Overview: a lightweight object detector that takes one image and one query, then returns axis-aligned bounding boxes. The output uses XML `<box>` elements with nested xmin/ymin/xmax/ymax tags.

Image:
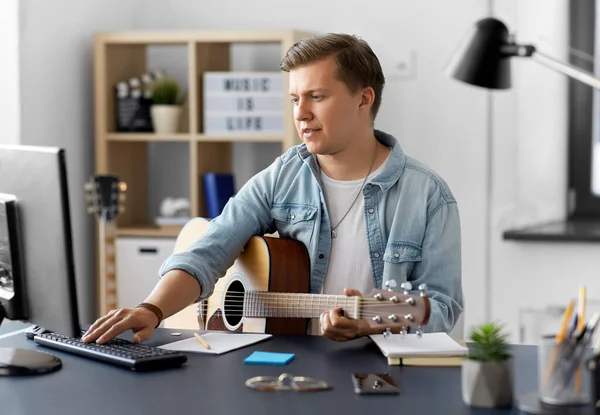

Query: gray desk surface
<box><xmin>0</xmin><ymin>322</ymin><xmax>555</xmax><ymax>415</ymax></box>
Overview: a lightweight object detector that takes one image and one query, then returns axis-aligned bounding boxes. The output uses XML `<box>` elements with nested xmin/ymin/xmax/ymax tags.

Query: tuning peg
<box><xmin>384</xmin><ymin>279</ymin><xmax>396</xmax><ymax>292</ymax></box>
<box><xmin>383</xmin><ymin>327</ymin><xmax>392</xmax><ymax>340</ymax></box>
<box><xmin>374</xmin><ymin>293</ymin><xmax>383</xmax><ymax>301</ymax></box>
<box><xmin>406</xmin><ymin>297</ymin><xmax>415</xmax><ymax>306</ymax></box>
<box><xmin>418</xmin><ymin>283</ymin><xmax>427</xmax><ymax>296</ymax></box>
<box><xmin>400</xmin><ymin>326</ymin><xmax>407</xmax><ymax>337</ymax></box>
<box><xmin>403</xmin><ymin>314</ymin><xmax>415</xmax><ymax>323</ymax></box>
<box><xmin>389</xmin><ymin>295</ymin><xmax>399</xmax><ymax>303</ymax></box>
<box><xmin>415</xmin><ymin>327</ymin><xmax>423</xmax><ymax>338</ymax></box>
<box><xmin>372</xmin><ymin>315</ymin><xmax>382</xmax><ymax>324</ymax></box>
<box><xmin>388</xmin><ymin>314</ymin><xmax>398</xmax><ymax>323</ymax></box>
<box><xmin>401</xmin><ymin>281</ymin><xmax>412</xmax><ymax>295</ymax></box>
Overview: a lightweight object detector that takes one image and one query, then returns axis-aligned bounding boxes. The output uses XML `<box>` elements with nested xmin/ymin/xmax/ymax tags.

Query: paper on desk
<box><xmin>369</xmin><ymin>332</ymin><xmax>467</xmax><ymax>358</ymax></box>
<box><xmin>159</xmin><ymin>332</ymin><xmax>272</xmax><ymax>355</ymax></box>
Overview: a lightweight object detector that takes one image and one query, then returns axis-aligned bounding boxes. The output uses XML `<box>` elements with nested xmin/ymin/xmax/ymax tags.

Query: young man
<box><xmin>83</xmin><ymin>33</ymin><xmax>463</xmax><ymax>345</ymax></box>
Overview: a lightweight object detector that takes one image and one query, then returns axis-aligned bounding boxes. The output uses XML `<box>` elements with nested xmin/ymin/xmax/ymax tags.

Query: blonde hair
<box><xmin>280</xmin><ymin>33</ymin><xmax>385</xmax><ymax>119</ymax></box>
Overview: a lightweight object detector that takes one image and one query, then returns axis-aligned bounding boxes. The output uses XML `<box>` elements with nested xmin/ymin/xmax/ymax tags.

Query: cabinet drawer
<box><xmin>115</xmin><ymin>237</ymin><xmax>176</xmax><ymax>309</ymax></box>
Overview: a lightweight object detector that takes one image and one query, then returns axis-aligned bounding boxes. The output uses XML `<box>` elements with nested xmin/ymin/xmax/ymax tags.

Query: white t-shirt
<box><xmin>309</xmin><ymin>157</ymin><xmax>388</xmax><ymax>334</ymax></box>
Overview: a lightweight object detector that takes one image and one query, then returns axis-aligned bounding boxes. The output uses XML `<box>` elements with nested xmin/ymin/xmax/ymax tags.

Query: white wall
<box><xmin>489</xmin><ymin>0</ymin><xmax>600</xmax><ymax>343</ymax></box>
<box><xmin>0</xmin><ymin>0</ymin><xmax>20</xmax><ymax>145</ymax></box>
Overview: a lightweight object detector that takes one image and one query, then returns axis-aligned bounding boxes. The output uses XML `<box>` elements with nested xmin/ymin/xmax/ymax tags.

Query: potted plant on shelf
<box><xmin>462</xmin><ymin>321</ymin><xmax>513</xmax><ymax>408</ymax></box>
<box><xmin>149</xmin><ymin>77</ymin><xmax>185</xmax><ymax>134</ymax></box>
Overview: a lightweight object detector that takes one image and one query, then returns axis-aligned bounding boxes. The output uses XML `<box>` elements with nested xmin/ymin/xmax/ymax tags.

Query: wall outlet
<box><xmin>385</xmin><ymin>49</ymin><xmax>417</xmax><ymax>80</ymax></box>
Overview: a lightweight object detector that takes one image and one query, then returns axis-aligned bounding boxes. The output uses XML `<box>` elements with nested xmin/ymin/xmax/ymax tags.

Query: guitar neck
<box><xmin>243</xmin><ymin>292</ymin><xmax>360</xmax><ymax>319</ymax></box>
<box><xmin>98</xmin><ymin>220</ymin><xmax>118</xmax><ymax>315</ymax></box>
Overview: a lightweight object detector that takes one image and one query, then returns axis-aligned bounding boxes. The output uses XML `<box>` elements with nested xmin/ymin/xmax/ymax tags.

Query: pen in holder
<box><xmin>538</xmin><ymin>334</ymin><xmax>590</xmax><ymax>406</ymax></box>
<box><xmin>586</xmin><ymin>354</ymin><xmax>600</xmax><ymax>410</ymax></box>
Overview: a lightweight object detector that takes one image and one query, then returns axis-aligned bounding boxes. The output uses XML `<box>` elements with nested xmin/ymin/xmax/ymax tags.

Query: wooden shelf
<box><xmin>95</xmin><ymin>30</ymin><xmax>314</xmax><ymax>45</ymax></box>
<box><xmin>116</xmin><ymin>225</ymin><xmax>184</xmax><ymax>238</ymax></box>
<box><xmin>107</xmin><ymin>133</ymin><xmax>193</xmax><ymax>142</ymax></box>
<box><xmin>106</xmin><ymin>132</ymin><xmax>285</xmax><ymax>143</ymax></box>
<box><xmin>195</xmin><ymin>134</ymin><xmax>284</xmax><ymax>143</ymax></box>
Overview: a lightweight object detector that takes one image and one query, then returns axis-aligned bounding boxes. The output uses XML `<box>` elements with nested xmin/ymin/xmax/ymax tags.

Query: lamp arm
<box><xmin>530</xmin><ymin>49</ymin><xmax>600</xmax><ymax>91</ymax></box>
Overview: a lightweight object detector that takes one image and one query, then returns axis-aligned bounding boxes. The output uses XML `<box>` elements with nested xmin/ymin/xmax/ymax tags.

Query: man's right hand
<box><xmin>81</xmin><ymin>307</ymin><xmax>159</xmax><ymax>344</ymax></box>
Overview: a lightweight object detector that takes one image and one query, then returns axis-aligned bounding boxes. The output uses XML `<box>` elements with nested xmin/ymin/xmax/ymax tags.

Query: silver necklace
<box><xmin>330</xmin><ymin>143</ymin><xmax>378</xmax><ymax>239</ymax></box>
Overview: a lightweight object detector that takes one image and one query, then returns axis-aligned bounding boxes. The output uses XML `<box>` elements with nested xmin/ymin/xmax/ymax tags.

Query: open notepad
<box><xmin>369</xmin><ymin>332</ymin><xmax>468</xmax><ymax>359</ymax></box>
<box><xmin>158</xmin><ymin>332</ymin><xmax>272</xmax><ymax>355</ymax></box>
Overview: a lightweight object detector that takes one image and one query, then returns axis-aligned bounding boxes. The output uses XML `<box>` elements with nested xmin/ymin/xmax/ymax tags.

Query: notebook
<box><xmin>158</xmin><ymin>332</ymin><xmax>272</xmax><ymax>355</ymax></box>
<box><xmin>369</xmin><ymin>332</ymin><xmax>468</xmax><ymax>359</ymax></box>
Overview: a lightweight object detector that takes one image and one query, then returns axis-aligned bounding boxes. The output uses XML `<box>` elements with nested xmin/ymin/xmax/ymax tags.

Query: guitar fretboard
<box><xmin>242</xmin><ymin>292</ymin><xmax>359</xmax><ymax>319</ymax></box>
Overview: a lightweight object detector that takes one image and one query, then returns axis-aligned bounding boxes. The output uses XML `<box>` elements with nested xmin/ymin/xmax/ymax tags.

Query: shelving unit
<box><xmin>92</xmin><ymin>30</ymin><xmax>315</xmax><ymax>316</ymax></box>
<box><xmin>94</xmin><ymin>29</ymin><xmax>314</xmax><ymax>237</ymax></box>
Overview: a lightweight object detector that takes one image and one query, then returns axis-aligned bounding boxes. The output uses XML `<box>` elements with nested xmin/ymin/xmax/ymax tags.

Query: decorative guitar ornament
<box><xmin>165</xmin><ymin>217</ymin><xmax>431</xmax><ymax>336</ymax></box>
<box><xmin>84</xmin><ymin>175</ymin><xmax>126</xmax><ymax>317</ymax></box>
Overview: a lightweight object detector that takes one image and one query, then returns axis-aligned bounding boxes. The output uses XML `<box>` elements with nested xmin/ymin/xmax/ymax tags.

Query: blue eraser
<box><xmin>244</xmin><ymin>351</ymin><xmax>295</xmax><ymax>365</ymax></box>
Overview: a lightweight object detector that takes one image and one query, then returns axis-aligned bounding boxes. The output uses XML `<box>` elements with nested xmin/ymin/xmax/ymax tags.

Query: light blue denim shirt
<box><xmin>158</xmin><ymin>129</ymin><xmax>463</xmax><ymax>333</ymax></box>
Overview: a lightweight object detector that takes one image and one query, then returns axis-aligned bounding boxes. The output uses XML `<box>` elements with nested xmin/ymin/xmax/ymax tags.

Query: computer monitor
<box><xmin>0</xmin><ymin>144</ymin><xmax>81</xmax><ymax>375</ymax></box>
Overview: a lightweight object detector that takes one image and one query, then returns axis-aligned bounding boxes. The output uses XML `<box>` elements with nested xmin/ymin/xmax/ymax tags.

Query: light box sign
<box><xmin>203</xmin><ymin>72</ymin><xmax>284</xmax><ymax>134</ymax></box>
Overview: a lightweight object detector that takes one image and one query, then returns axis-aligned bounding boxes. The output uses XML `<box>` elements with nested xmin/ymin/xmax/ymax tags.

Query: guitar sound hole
<box><xmin>224</xmin><ymin>280</ymin><xmax>245</xmax><ymax>327</ymax></box>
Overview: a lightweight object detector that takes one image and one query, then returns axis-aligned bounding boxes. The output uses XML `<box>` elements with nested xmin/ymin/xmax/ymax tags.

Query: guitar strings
<box><xmin>213</xmin><ymin>298</ymin><xmax>418</xmax><ymax>307</ymax></box>
<box><xmin>204</xmin><ymin>291</ymin><xmax>423</xmax><ymax>304</ymax></box>
<box><xmin>199</xmin><ymin>310</ymin><xmax>422</xmax><ymax>320</ymax></box>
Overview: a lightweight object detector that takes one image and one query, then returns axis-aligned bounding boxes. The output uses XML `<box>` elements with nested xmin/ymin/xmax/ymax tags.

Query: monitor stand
<box><xmin>0</xmin><ymin>305</ymin><xmax>62</xmax><ymax>376</ymax></box>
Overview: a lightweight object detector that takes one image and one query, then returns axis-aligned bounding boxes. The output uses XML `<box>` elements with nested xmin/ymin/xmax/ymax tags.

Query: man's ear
<box><xmin>358</xmin><ymin>87</ymin><xmax>375</xmax><ymax>114</ymax></box>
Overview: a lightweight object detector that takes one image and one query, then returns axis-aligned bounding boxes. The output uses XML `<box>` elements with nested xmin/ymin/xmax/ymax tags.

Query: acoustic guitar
<box><xmin>84</xmin><ymin>175</ymin><xmax>126</xmax><ymax>317</ymax></box>
<box><xmin>166</xmin><ymin>217</ymin><xmax>431</xmax><ymax>336</ymax></box>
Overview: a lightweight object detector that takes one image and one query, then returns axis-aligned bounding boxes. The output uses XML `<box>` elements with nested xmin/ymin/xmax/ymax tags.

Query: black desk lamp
<box><xmin>446</xmin><ymin>17</ymin><xmax>600</xmax><ymax>90</ymax></box>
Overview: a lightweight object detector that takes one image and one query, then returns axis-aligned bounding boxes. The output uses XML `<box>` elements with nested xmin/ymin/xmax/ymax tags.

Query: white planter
<box><xmin>462</xmin><ymin>359</ymin><xmax>514</xmax><ymax>408</ymax></box>
<box><xmin>151</xmin><ymin>105</ymin><xmax>182</xmax><ymax>134</ymax></box>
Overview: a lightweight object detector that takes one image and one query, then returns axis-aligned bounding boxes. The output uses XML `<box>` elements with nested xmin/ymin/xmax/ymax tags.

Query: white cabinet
<box><xmin>115</xmin><ymin>237</ymin><xmax>176</xmax><ymax>309</ymax></box>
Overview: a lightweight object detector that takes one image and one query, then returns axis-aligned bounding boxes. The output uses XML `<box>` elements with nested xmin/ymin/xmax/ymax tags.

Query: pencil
<box><xmin>575</xmin><ymin>286</ymin><xmax>586</xmax><ymax>392</ymax></box>
<box><xmin>542</xmin><ymin>300</ymin><xmax>574</xmax><ymax>387</ymax></box>
<box><xmin>194</xmin><ymin>333</ymin><xmax>212</xmax><ymax>350</ymax></box>
<box><xmin>577</xmin><ymin>286</ymin><xmax>586</xmax><ymax>333</ymax></box>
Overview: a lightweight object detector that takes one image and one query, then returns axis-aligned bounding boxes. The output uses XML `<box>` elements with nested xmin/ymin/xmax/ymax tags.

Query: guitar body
<box><xmin>166</xmin><ymin>218</ymin><xmax>311</xmax><ymax>335</ymax></box>
<box><xmin>163</xmin><ymin>218</ymin><xmax>431</xmax><ymax>335</ymax></box>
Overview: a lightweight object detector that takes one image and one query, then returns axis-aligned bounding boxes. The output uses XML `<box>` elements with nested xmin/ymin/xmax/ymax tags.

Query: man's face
<box><xmin>288</xmin><ymin>57</ymin><xmax>366</xmax><ymax>155</ymax></box>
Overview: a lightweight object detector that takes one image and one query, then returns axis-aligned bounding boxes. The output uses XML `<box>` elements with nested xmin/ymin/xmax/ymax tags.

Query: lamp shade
<box><xmin>446</xmin><ymin>18</ymin><xmax>513</xmax><ymax>89</ymax></box>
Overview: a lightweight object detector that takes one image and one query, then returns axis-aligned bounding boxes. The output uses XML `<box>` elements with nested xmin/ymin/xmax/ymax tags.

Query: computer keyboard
<box><xmin>33</xmin><ymin>331</ymin><xmax>187</xmax><ymax>371</ymax></box>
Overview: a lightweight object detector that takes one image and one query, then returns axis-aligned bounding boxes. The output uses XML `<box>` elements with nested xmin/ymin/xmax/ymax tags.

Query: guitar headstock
<box><xmin>84</xmin><ymin>175</ymin><xmax>127</xmax><ymax>223</ymax></box>
<box><xmin>360</xmin><ymin>282</ymin><xmax>431</xmax><ymax>336</ymax></box>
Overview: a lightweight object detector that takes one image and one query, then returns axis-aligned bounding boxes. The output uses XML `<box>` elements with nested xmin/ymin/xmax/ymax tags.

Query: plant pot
<box><xmin>462</xmin><ymin>359</ymin><xmax>513</xmax><ymax>408</ymax></box>
<box><xmin>151</xmin><ymin>105</ymin><xmax>182</xmax><ymax>133</ymax></box>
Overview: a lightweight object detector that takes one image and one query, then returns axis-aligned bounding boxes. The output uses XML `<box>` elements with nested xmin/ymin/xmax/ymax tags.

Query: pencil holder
<box><xmin>586</xmin><ymin>354</ymin><xmax>600</xmax><ymax>410</ymax></box>
<box><xmin>538</xmin><ymin>335</ymin><xmax>590</xmax><ymax>406</ymax></box>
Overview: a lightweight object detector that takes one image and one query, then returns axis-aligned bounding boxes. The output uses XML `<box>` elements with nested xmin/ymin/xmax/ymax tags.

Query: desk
<box><xmin>0</xmin><ymin>323</ymin><xmax>542</xmax><ymax>415</ymax></box>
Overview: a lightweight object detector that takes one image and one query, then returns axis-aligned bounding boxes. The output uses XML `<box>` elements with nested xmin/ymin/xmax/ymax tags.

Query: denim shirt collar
<box><xmin>296</xmin><ymin>129</ymin><xmax>406</xmax><ymax>192</ymax></box>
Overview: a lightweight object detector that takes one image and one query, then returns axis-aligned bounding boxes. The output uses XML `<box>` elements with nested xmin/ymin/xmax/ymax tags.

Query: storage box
<box><xmin>115</xmin><ymin>237</ymin><xmax>176</xmax><ymax>308</ymax></box>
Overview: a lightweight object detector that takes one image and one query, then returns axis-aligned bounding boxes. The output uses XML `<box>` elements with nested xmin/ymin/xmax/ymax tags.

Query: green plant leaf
<box><xmin>466</xmin><ymin>321</ymin><xmax>511</xmax><ymax>362</ymax></box>
<box><xmin>150</xmin><ymin>77</ymin><xmax>184</xmax><ymax>105</ymax></box>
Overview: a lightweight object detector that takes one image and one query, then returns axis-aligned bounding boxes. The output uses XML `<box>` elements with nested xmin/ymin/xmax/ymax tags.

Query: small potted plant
<box><xmin>149</xmin><ymin>77</ymin><xmax>185</xmax><ymax>133</ymax></box>
<box><xmin>462</xmin><ymin>322</ymin><xmax>513</xmax><ymax>408</ymax></box>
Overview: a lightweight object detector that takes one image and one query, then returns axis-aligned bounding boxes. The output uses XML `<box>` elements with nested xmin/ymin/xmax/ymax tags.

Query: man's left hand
<box><xmin>320</xmin><ymin>288</ymin><xmax>373</xmax><ymax>342</ymax></box>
